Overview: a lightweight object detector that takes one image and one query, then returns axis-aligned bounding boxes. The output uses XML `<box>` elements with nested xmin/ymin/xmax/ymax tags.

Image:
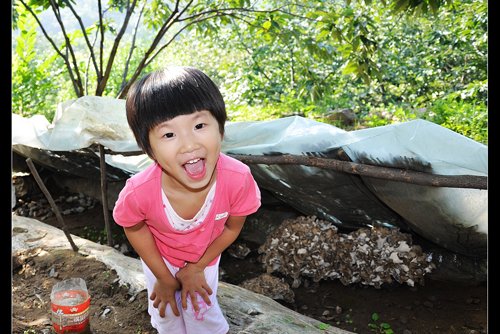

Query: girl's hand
<box><xmin>175</xmin><ymin>263</ymin><xmax>213</xmax><ymax>312</ymax></box>
<box><xmin>150</xmin><ymin>278</ymin><xmax>181</xmax><ymax>317</ymax></box>
<box><xmin>123</xmin><ymin>222</ymin><xmax>182</xmax><ymax>317</ymax></box>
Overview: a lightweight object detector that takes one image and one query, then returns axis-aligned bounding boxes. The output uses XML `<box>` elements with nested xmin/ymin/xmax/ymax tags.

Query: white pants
<box><xmin>141</xmin><ymin>256</ymin><xmax>229</xmax><ymax>334</ymax></box>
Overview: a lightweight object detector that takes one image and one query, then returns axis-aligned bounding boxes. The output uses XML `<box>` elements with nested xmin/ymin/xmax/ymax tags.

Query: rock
<box><xmin>325</xmin><ymin>108</ymin><xmax>357</xmax><ymax>126</ymax></box>
<box><xmin>240</xmin><ymin>273</ymin><xmax>295</xmax><ymax>303</ymax></box>
<box><xmin>227</xmin><ymin>242</ymin><xmax>252</xmax><ymax>259</ymax></box>
<box><xmin>51</xmin><ymin>173</ymin><xmax>125</xmax><ymax>211</ymax></box>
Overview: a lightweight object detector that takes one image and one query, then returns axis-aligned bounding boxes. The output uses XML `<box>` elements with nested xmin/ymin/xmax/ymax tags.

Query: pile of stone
<box><xmin>12</xmin><ymin>173</ymin><xmax>96</xmax><ymax>221</ymax></box>
<box><xmin>258</xmin><ymin>215</ymin><xmax>436</xmax><ymax>289</ymax></box>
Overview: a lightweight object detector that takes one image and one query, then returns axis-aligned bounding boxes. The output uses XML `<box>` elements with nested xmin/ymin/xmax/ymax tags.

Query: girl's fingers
<box><xmin>203</xmin><ymin>283</ymin><xmax>213</xmax><ymax>297</ymax></box>
<box><xmin>196</xmin><ymin>287</ymin><xmax>211</xmax><ymax>306</ymax></box>
<box><xmin>153</xmin><ymin>299</ymin><xmax>181</xmax><ymax>318</ymax></box>
<box><xmin>158</xmin><ymin>301</ymin><xmax>166</xmax><ymax>318</ymax></box>
<box><xmin>181</xmin><ymin>289</ymin><xmax>188</xmax><ymax>310</ymax></box>
<box><xmin>170</xmin><ymin>301</ymin><xmax>181</xmax><ymax>317</ymax></box>
<box><xmin>149</xmin><ymin>291</ymin><xmax>157</xmax><ymax>300</ymax></box>
<box><xmin>190</xmin><ymin>292</ymin><xmax>199</xmax><ymax>312</ymax></box>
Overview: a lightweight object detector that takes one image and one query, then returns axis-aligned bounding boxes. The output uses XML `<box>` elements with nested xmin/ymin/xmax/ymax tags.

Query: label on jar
<box><xmin>51</xmin><ymin>289</ymin><xmax>91</xmax><ymax>334</ymax></box>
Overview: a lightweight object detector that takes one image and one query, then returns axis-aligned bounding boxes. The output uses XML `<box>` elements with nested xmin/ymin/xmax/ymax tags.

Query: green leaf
<box><xmin>342</xmin><ymin>60</ymin><xmax>358</xmax><ymax>75</ymax></box>
<box><xmin>317</xmin><ymin>322</ymin><xmax>330</xmax><ymax>330</ymax></box>
<box><xmin>371</xmin><ymin>313</ymin><xmax>380</xmax><ymax>321</ymax></box>
<box><xmin>316</xmin><ymin>29</ymin><xmax>330</xmax><ymax>41</ymax></box>
<box><xmin>392</xmin><ymin>0</ymin><xmax>410</xmax><ymax>14</ymax></box>
<box><xmin>381</xmin><ymin>322</ymin><xmax>391</xmax><ymax>329</ymax></box>
<box><xmin>352</xmin><ymin>36</ymin><xmax>360</xmax><ymax>51</ymax></box>
<box><xmin>262</xmin><ymin>20</ymin><xmax>272</xmax><ymax>30</ymax></box>
<box><xmin>342</xmin><ymin>7</ymin><xmax>354</xmax><ymax>17</ymax></box>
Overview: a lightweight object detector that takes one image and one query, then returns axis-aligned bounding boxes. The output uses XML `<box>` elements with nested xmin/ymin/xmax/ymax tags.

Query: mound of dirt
<box><xmin>12</xmin><ymin>247</ymin><xmax>155</xmax><ymax>334</ymax></box>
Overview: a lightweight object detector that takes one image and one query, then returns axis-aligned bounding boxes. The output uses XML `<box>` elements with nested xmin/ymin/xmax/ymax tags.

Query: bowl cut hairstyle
<box><xmin>126</xmin><ymin>66</ymin><xmax>227</xmax><ymax>158</ymax></box>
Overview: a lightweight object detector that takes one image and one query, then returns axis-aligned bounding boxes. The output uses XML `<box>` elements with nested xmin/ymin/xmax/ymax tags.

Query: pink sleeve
<box><xmin>230</xmin><ymin>170</ymin><xmax>261</xmax><ymax>217</ymax></box>
<box><xmin>112</xmin><ymin>179</ymin><xmax>146</xmax><ymax>227</ymax></box>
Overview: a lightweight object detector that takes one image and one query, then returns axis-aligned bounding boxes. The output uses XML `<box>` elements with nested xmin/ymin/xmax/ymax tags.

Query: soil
<box><xmin>12</xmin><ymin>247</ymin><xmax>154</xmax><ymax>334</ymax></box>
<box><xmin>12</xmin><ymin>180</ymin><xmax>488</xmax><ymax>334</ymax></box>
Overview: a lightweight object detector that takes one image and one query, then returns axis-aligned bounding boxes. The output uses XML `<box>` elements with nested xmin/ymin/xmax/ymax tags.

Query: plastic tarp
<box><xmin>12</xmin><ymin>96</ymin><xmax>487</xmax><ymax>257</ymax></box>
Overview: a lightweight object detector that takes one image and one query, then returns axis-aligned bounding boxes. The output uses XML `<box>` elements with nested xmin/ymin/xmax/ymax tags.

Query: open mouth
<box><xmin>183</xmin><ymin>158</ymin><xmax>206</xmax><ymax>178</ymax></box>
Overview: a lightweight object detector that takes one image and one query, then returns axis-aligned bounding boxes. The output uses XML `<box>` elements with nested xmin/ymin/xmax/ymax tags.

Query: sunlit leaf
<box><xmin>342</xmin><ymin>60</ymin><xmax>359</xmax><ymax>75</ymax></box>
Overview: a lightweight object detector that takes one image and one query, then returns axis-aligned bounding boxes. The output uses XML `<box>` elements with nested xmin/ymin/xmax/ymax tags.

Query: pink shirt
<box><xmin>112</xmin><ymin>153</ymin><xmax>261</xmax><ymax>267</ymax></box>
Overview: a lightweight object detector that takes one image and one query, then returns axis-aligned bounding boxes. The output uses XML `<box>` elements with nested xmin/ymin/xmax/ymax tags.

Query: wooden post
<box><xmin>25</xmin><ymin>158</ymin><xmax>79</xmax><ymax>252</ymax></box>
<box><xmin>99</xmin><ymin>144</ymin><xmax>114</xmax><ymax>246</ymax></box>
<box><xmin>228</xmin><ymin>154</ymin><xmax>487</xmax><ymax>190</ymax></box>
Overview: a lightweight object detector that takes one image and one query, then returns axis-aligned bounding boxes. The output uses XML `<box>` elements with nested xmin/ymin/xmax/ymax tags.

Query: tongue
<box><xmin>184</xmin><ymin>159</ymin><xmax>205</xmax><ymax>176</ymax></box>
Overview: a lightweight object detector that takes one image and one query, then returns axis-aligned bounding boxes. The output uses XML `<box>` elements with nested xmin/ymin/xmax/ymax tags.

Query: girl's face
<box><xmin>149</xmin><ymin>110</ymin><xmax>223</xmax><ymax>192</ymax></box>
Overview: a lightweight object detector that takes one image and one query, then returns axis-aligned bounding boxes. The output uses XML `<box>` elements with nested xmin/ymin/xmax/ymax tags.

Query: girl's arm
<box><xmin>124</xmin><ymin>222</ymin><xmax>181</xmax><ymax>317</ymax></box>
<box><xmin>175</xmin><ymin>215</ymin><xmax>247</xmax><ymax>311</ymax></box>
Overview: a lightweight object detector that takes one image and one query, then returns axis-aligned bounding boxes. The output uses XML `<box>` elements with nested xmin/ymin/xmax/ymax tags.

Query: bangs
<box><xmin>136</xmin><ymin>67</ymin><xmax>225</xmax><ymax>131</ymax></box>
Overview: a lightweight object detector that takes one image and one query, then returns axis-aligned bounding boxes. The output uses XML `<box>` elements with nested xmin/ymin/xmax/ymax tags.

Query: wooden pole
<box><xmin>98</xmin><ymin>144</ymin><xmax>114</xmax><ymax>246</ymax></box>
<box><xmin>25</xmin><ymin>158</ymin><xmax>79</xmax><ymax>252</ymax></box>
<box><xmin>228</xmin><ymin>154</ymin><xmax>487</xmax><ymax>190</ymax></box>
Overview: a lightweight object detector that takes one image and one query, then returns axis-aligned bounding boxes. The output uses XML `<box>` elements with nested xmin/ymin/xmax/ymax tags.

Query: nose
<box><xmin>178</xmin><ymin>131</ymin><xmax>200</xmax><ymax>154</ymax></box>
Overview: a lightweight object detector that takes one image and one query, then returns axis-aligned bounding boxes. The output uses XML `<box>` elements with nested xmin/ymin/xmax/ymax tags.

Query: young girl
<box><xmin>112</xmin><ymin>66</ymin><xmax>261</xmax><ymax>334</ymax></box>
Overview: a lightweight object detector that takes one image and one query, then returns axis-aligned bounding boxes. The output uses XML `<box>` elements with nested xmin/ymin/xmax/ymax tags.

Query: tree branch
<box><xmin>120</xmin><ymin>0</ymin><xmax>146</xmax><ymax>92</ymax></box>
<box><xmin>49</xmin><ymin>0</ymin><xmax>84</xmax><ymax>96</ymax></box>
<box><xmin>144</xmin><ymin>13</ymin><xmax>221</xmax><ymax>68</ymax></box>
<box><xmin>19</xmin><ymin>0</ymin><xmax>82</xmax><ymax>96</ymax></box>
<box><xmin>98</xmin><ymin>0</ymin><xmax>104</xmax><ymax>78</ymax></box>
<box><xmin>228</xmin><ymin>153</ymin><xmax>487</xmax><ymax>190</ymax></box>
<box><xmin>95</xmin><ymin>0</ymin><xmax>138</xmax><ymax>96</ymax></box>
<box><xmin>62</xmin><ymin>0</ymin><xmax>101</xmax><ymax>78</ymax></box>
<box><xmin>117</xmin><ymin>0</ymin><xmax>185</xmax><ymax>98</ymax></box>
<box><xmin>177</xmin><ymin>5</ymin><xmax>287</xmax><ymax>23</ymax></box>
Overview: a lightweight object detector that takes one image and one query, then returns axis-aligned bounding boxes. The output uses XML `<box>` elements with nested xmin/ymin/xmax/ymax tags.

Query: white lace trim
<box><xmin>162</xmin><ymin>182</ymin><xmax>216</xmax><ymax>231</ymax></box>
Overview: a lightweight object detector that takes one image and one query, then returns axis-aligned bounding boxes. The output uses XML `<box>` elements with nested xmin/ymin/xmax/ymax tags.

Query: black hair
<box><xmin>126</xmin><ymin>66</ymin><xmax>227</xmax><ymax>158</ymax></box>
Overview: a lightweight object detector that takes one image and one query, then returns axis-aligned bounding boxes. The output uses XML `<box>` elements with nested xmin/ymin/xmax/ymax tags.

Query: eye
<box><xmin>195</xmin><ymin>123</ymin><xmax>205</xmax><ymax>130</ymax></box>
<box><xmin>164</xmin><ymin>132</ymin><xmax>174</xmax><ymax>138</ymax></box>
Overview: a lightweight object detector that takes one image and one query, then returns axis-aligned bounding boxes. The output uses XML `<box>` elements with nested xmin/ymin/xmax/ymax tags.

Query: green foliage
<box><xmin>12</xmin><ymin>0</ymin><xmax>486</xmax><ymax>144</ymax></box>
<box><xmin>316</xmin><ymin>322</ymin><xmax>330</xmax><ymax>330</ymax></box>
<box><xmin>368</xmin><ymin>313</ymin><xmax>394</xmax><ymax>334</ymax></box>
<box><xmin>80</xmin><ymin>225</ymin><xmax>127</xmax><ymax>246</ymax></box>
<box><xmin>221</xmin><ymin>0</ymin><xmax>486</xmax><ymax>143</ymax></box>
<box><xmin>425</xmin><ymin>98</ymin><xmax>488</xmax><ymax>144</ymax></box>
<box><xmin>22</xmin><ymin>330</ymin><xmax>37</xmax><ymax>334</ymax></box>
<box><xmin>12</xmin><ymin>8</ymin><xmax>68</xmax><ymax>120</ymax></box>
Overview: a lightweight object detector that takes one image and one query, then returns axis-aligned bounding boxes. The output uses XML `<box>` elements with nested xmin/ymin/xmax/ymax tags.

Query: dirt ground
<box><xmin>12</xmin><ymin>183</ymin><xmax>488</xmax><ymax>334</ymax></box>
<box><xmin>12</xmin><ymin>247</ymin><xmax>155</xmax><ymax>334</ymax></box>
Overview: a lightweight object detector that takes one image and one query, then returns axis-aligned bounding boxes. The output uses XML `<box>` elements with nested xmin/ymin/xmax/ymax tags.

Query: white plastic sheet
<box><xmin>12</xmin><ymin>96</ymin><xmax>488</xmax><ymax>257</ymax></box>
